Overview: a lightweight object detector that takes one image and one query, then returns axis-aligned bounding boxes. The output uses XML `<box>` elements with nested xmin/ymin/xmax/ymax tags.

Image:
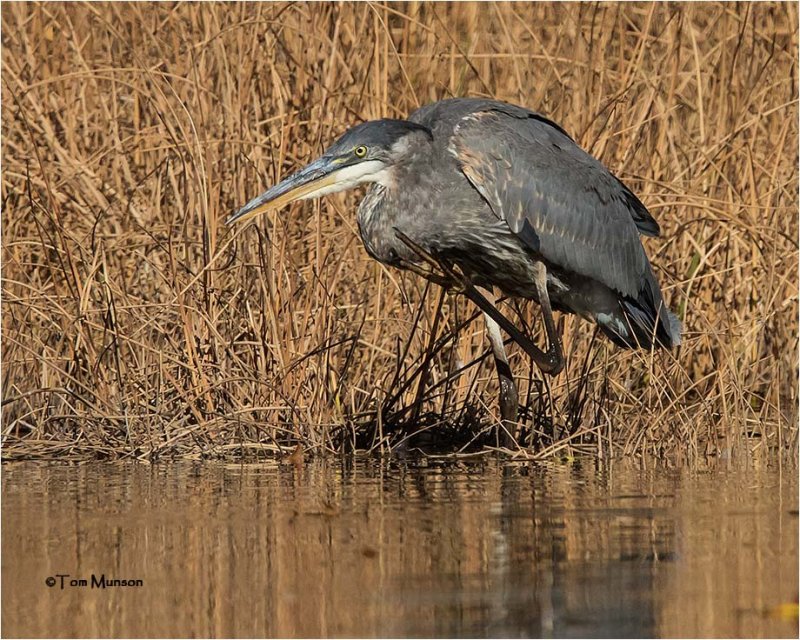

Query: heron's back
<box><xmin>373</xmin><ymin>98</ymin><xmax>681</xmax><ymax>349</ymax></box>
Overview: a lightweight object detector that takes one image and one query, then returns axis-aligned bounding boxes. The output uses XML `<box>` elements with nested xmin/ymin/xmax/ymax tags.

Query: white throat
<box><xmin>300</xmin><ymin>160</ymin><xmax>392</xmax><ymax>200</ymax></box>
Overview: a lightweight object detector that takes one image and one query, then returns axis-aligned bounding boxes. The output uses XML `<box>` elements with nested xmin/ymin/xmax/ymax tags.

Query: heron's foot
<box><xmin>400</xmin><ymin>263</ymin><xmax>464</xmax><ymax>295</ymax></box>
<box><xmin>497</xmin><ymin>374</ymin><xmax>520</xmax><ymax>448</ymax></box>
<box><xmin>394</xmin><ymin>234</ymin><xmax>465</xmax><ymax>294</ymax></box>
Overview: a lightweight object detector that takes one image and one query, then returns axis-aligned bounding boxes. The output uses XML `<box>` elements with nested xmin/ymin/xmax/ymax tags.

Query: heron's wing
<box><xmin>449</xmin><ymin>106</ymin><xmax>657</xmax><ymax>298</ymax></box>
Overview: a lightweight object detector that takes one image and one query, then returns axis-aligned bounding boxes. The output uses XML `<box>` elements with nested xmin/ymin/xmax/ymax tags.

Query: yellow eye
<box><xmin>354</xmin><ymin>145</ymin><xmax>368</xmax><ymax>158</ymax></box>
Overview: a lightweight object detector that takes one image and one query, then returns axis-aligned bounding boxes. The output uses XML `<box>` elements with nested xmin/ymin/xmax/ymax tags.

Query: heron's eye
<box><xmin>354</xmin><ymin>145</ymin><xmax>368</xmax><ymax>158</ymax></box>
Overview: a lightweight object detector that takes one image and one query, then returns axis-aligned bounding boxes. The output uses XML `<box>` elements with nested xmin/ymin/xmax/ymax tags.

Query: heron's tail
<box><xmin>599</xmin><ymin>267</ymin><xmax>681</xmax><ymax>350</ymax></box>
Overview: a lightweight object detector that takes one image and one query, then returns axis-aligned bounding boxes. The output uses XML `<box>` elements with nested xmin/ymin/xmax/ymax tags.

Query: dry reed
<box><xmin>2</xmin><ymin>2</ymin><xmax>797</xmax><ymax>460</ymax></box>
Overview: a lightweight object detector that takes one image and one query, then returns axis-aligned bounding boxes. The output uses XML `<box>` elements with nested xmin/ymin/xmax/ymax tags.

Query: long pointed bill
<box><xmin>226</xmin><ymin>156</ymin><xmax>340</xmax><ymax>226</ymax></box>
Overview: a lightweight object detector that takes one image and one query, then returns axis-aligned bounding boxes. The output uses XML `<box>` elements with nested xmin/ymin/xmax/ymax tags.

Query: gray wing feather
<box><xmin>450</xmin><ymin>107</ymin><xmax>653</xmax><ymax>298</ymax></box>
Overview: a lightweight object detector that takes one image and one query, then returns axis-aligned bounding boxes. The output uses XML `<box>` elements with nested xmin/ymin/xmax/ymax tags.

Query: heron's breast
<box><xmin>356</xmin><ymin>185</ymin><xmax>411</xmax><ymax>265</ymax></box>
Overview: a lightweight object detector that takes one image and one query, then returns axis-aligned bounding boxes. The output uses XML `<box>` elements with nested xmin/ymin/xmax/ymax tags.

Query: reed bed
<box><xmin>2</xmin><ymin>2</ymin><xmax>797</xmax><ymax>460</ymax></box>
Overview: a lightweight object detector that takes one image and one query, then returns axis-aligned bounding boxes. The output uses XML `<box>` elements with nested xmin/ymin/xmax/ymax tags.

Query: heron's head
<box><xmin>227</xmin><ymin>119</ymin><xmax>432</xmax><ymax>225</ymax></box>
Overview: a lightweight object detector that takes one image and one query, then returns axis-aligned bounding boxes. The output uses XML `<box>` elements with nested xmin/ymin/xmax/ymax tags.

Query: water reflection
<box><xmin>2</xmin><ymin>458</ymin><xmax>797</xmax><ymax>638</ymax></box>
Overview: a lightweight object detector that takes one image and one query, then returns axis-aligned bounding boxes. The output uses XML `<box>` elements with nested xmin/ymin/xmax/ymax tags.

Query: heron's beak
<box><xmin>226</xmin><ymin>156</ymin><xmax>340</xmax><ymax>226</ymax></box>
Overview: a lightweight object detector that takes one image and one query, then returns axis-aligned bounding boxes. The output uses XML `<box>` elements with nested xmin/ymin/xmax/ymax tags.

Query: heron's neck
<box><xmin>357</xmin><ymin>133</ymin><xmax>434</xmax><ymax>239</ymax></box>
<box><xmin>385</xmin><ymin>134</ymin><xmax>433</xmax><ymax>185</ymax></box>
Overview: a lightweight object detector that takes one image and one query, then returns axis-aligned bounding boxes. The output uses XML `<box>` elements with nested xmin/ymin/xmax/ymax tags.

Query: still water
<box><xmin>2</xmin><ymin>457</ymin><xmax>797</xmax><ymax>638</ymax></box>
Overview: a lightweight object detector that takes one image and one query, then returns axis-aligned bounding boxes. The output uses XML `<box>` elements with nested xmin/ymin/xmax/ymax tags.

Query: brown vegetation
<box><xmin>2</xmin><ymin>2</ymin><xmax>797</xmax><ymax>460</ymax></box>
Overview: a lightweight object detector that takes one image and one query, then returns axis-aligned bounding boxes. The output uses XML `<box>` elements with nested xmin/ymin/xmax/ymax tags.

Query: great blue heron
<box><xmin>228</xmin><ymin>98</ymin><xmax>681</xmax><ymax>437</ymax></box>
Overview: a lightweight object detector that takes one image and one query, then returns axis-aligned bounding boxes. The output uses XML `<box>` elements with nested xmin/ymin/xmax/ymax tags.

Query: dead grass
<box><xmin>1</xmin><ymin>2</ymin><xmax>797</xmax><ymax>460</ymax></box>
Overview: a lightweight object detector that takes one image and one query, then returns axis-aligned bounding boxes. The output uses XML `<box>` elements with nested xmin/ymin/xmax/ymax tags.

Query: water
<box><xmin>2</xmin><ymin>458</ymin><xmax>797</xmax><ymax>638</ymax></box>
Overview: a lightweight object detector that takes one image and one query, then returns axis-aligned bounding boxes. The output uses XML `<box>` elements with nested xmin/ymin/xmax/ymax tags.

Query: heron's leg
<box><xmin>477</xmin><ymin>286</ymin><xmax>519</xmax><ymax>446</ymax></box>
<box><xmin>394</xmin><ymin>228</ymin><xmax>561</xmax><ymax>374</ymax></box>
<box><xmin>532</xmin><ymin>262</ymin><xmax>565</xmax><ymax>375</ymax></box>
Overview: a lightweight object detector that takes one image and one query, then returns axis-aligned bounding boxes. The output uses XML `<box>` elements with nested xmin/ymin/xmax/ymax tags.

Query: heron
<box><xmin>228</xmin><ymin>98</ymin><xmax>681</xmax><ymax>438</ymax></box>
